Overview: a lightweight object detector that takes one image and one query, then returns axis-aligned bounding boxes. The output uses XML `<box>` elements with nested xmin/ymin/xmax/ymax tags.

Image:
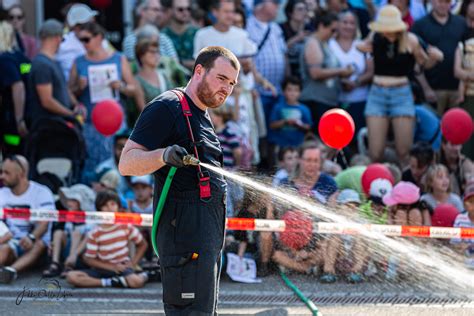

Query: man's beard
<box><xmin>196</xmin><ymin>76</ymin><xmax>227</xmax><ymax>108</ymax></box>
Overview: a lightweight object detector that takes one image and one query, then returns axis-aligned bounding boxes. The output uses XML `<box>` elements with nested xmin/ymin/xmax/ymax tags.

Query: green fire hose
<box><xmin>280</xmin><ymin>270</ymin><xmax>322</xmax><ymax>316</ymax></box>
<box><xmin>151</xmin><ymin>167</ymin><xmax>177</xmax><ymax>257</ymax></box>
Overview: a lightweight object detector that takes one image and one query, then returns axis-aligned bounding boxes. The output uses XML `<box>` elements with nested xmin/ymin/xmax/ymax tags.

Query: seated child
<box><xmin>272</xmin><ymin>147</ymin><xmax>298</xmax><ymax>187</ymax></box>
<box><xmin>66</xmin><ymin>190</ymin><xmax>153</xmax><ymax>288</ymax></box>
<box><xmin>43</xmin><ymin>184</ymin><xmax>96</xmax><ymax>278</ymax></box>
<box><xmin>451</xmin><ymin>181</ymin><xmax>474</xmax><ymax>269</ymax></box>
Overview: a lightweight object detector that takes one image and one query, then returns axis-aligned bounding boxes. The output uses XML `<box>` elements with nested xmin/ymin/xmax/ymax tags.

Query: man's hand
<box><xmin>19</xmin><ymin>236</ymin><xmax>34</xmax><ymax>251</ymax></box>
<box><xmin>115</xmin><ymin>261</ymin><xmax>132</xmax><ymax>273</ymax></box>
<box><xmin>162</xmin><ymin>145</ymin><xmax>188</xmax><ymax>168</ymax></box>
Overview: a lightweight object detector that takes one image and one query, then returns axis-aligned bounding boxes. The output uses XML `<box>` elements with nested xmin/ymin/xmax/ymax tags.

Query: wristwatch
<box><xmin>27</xmin><ymin>233</ymin><xmax>36</xmax><ymax>242</ymax></box>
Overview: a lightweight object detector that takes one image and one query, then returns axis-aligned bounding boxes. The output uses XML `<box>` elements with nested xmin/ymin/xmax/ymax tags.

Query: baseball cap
<box><xmin>60</xmin><ymin>184</ymin><xmax>96</xmax><ymax>213</ymax></box>
<box><xmin>99</xmin><ymin>169</ymin><xmax>120</xmax><ymax>191</ymax></box>
<box><xmin>464</xmin><ymin>181</ymin><xmax>474</xmax><ymax>202</ymax></box>
<box><xmin>67</xmin><ymin>4</ymin><xmax>98</xmax><ymax>27</ymax></box>
<box><xmin>382</xmin><ymin>181</ymin><xmax>420</xmax><ymax>207</ymax></box>
<box><xmin>39</xmin><ymin>19</ymin><xmax>63</xmax><ymax>39</ymax></box>
<box><xmin>431</xmin><ymin>204</ymin><xmax>460</xmax><ymax>227</ymax></box>
<box><xmin>337</xmin><ymin>189</ymin><xmax>361</xmax><ymax>205</ymax></box>
<box><xmin>131</xmin><ymin>175</ymin><xmax>153</xmax><ymax>187</ymax></box>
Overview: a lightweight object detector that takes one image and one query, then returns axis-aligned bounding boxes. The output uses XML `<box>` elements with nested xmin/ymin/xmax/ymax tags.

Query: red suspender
<box><xmin>171</xmin><ymin>89</ymin><xmax>211</xmax><ymax>199</ymax></box>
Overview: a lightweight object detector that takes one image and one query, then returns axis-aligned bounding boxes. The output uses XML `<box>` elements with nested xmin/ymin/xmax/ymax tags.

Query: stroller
<box><xmin>25</xmin><ymin>116</ymin><xmax>86</xmax><ymax>190</ymax></box>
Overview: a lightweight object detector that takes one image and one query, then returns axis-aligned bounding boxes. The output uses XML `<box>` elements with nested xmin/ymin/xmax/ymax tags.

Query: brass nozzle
<box><xmin>183</xmin><ymin>155</ymin><xmax>200</xmax><ymax>166</ymax></box>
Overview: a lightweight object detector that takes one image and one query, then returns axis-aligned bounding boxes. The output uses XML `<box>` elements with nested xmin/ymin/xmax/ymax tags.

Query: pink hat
<box><xmin>382</xmin><ymin>181</ymin><xmax>420</xmax><ymax>206</ymax></box>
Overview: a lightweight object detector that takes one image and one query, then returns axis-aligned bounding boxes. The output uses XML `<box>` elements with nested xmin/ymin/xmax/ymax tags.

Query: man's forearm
<box><xmin>42</xmin><ymin>97</ymin><xmax>74</xmax><ymax>116</ymax></box>
<box><xmin>12</xmin><ymin>81</ymin><xmax>25</xmax><ymax>122</ymax></box>
<box><xmin>31</xmin><ymin>222</ymin><xmax>48</xmax><ymax>240</ymax></box>
<box><xmin>119</xmin><ymin>147</ymin><xmax>167</xmax><ymax>176</ymax></box>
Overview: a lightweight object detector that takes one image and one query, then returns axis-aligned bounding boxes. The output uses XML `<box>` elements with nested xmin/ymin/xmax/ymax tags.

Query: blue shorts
<box><xmin>365</xmin><ymin>84</ymin><xmax>415</xmax><ymax>118</ymax></box>
<box><xmin>8</xmin><ymin>238</ymin><xmax>26</xmax><ymax>258</ymax></box>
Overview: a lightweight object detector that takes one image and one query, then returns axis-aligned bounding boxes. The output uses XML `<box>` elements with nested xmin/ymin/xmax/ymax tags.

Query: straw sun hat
<box><xmin>368</xmin><ymin>5</ymin><xmax>407</xmax><ymax>33</ymax></box>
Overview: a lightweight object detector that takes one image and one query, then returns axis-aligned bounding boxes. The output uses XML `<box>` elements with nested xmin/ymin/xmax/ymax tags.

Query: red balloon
<box><xmin>441</xmin><ymin>108</ymin><xmax>473</xmax><ymax>145</ymax></box>
<box><xmin>361</xmin><ymin>163</ymin><xmax>394</xmax><ymax>196</ymax></box>
<box><xmin>318</xmin><ymin>109</ymin><xmax>355</xmax><ymax>150</ymax></box>
<box><xmin>92</xmin><ymin>99</ymin><xmax>123</xmax><ymax>136</ymax></box>
<box><xmin>431</xmin><ymin>204</ymin><xmax>459</xmax><ymax>227</ymax></box>
<box><xmin>279</xmin><ymin>211</ymin><xmax>313</xmax><ymax>250</ymax></box>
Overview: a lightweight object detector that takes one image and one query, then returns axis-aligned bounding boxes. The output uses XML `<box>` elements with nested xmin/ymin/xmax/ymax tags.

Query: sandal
<box><xmin>319</xmin><ymin>273</ymin><xmax>338</xmax><ymax>284</ymax></box>
<box><xmin>346</xmin><ymin>272</ymin><xmax>364</xmax><ymax>284</ymax></box>
<box><xmin>42</xmin><ymin>262</ymin><xmax>62</xmax><ymax>278</ymax></box>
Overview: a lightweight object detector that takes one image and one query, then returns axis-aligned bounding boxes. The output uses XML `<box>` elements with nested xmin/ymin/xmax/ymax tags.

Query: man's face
<box><xmin>0</xmin><ymin>160</ymin><xmax>23</xmax><ymax>189</ymax></box>
<box><xmin>213</xmin><ymin>1</ymin><xmax>235</xmax><ymax>27</ymax></box>
<box><xmin>196</xmin><ymin>57</ymin><xmax>239</xmax><ymax>108</ymax></box>
<box><xmin>262</xmin><ymin>0</ymin><xmax>279</xmax><ymax>21</ymax></box>
<box><xmin>432</xmin><ymin>0</ymin><xmax>451</xmax><ymax>18</ymax></box>
<box><xmin>142</xmin><ymin>0</ymin><xmax>163</xmax><ymax>25</ymax></box>
<box><xmin>172</xmin><ymin>0</ymin><xmax>191</xmax><ymax>24</ymax></box>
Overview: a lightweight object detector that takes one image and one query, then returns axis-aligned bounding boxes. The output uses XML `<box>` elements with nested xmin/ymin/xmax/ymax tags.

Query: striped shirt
<box><xmin>85</xmin><ymin>224</ymin><xmax>143</xmax><ymax>264</ymax></box>
<box><xmin>217</xmin><ymin>124</ymin><xmax>241</xmax><ymax>168</ymax></box>
<box><xmin>122</xmin><ymin>32</ymin><xmax>178</xmax><ymax>61</ymax></box>
<box><xmin>246</xmin><ymin>15</ymin><xmax>287</xmax><ymax>96</ymax></box>
<box><xmin>451</xmin><ymin>213</ymin><xmax>474</xmax><ymax>245</ymax></box>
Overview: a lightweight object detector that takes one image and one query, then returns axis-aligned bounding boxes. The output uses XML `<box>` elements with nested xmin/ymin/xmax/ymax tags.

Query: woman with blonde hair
<box><xmin>421</xmin><ymin>164</ymin><xmax>464</xmax><ymax>212</ymax></box>
<box><xmin>357</xmin><ymin>5</ymin><xmax>443</xmax><ymax>166</ymax></box>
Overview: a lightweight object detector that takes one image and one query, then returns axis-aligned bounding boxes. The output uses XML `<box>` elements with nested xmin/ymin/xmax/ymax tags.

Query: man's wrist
<box><xmin>27</xmin><ymin>233</ymin><xmax>36</xmax><ymax>242</ymax></box>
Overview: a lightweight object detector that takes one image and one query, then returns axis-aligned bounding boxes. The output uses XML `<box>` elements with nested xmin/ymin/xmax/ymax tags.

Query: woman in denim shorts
<box><xmin>357</xmin><ymin>5</ymin><xmax>443</xmax><ymax>165</ymax></box>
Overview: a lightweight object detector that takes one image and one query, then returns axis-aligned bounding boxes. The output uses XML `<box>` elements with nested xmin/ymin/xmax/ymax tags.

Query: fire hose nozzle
<box><xmin>183</xmin><ymin>155</ymin><xmax>200</xmax><ymax>166</ymax></box>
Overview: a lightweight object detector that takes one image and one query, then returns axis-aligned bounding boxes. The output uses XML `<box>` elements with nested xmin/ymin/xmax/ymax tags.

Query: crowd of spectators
<box><xmin>0</xmin><ymin>0</ymin><xmax>473</xmax><ymax>287</ymax></box>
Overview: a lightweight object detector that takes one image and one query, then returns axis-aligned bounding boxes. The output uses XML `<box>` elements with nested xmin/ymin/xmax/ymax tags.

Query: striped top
<box><xmin>84</xmin><ymin>224</ymin><xmax>143</xmax><ymax>264</ymax></box>
<box><xmin>216</xmin><ymin>124</ymin><xmax>240</xmax><ymax>167</ymax></box>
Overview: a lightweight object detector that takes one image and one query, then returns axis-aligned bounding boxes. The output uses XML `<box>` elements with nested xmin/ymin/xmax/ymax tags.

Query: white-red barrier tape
<box><xmin>1</xmin><ymin>208</ymin><xmax>473</xmax><ymax>239</ymax></box>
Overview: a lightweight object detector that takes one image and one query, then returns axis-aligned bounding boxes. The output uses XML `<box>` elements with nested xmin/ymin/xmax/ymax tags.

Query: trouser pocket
<box><xmin>161</xmin><ymin>253</ymin><xmax>198</xmax><ymax>306</ymax></box>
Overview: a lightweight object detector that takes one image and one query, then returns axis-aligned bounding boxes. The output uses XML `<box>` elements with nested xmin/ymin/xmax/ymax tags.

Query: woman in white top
<box><xmin>329</xmin><ymin>10</ymin><xmax>373</xmax><ymax>137</ymax></box>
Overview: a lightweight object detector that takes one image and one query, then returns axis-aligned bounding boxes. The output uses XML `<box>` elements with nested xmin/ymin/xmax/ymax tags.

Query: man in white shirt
<box><xmin>0</xmin><ymin>155</ymin><xmax>55</xmax><ymax>284</ymax></box>
<box><xmin>193</xmin><ymin>0</ymin><xmax>257</xmax><ymax>58</ymax></box>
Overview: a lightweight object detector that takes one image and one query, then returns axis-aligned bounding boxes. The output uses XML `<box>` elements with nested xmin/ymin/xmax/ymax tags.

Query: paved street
<box><xmin>0</xmin><ymin>270</ymin><xmax>472</xmax><ymax>315</ymax></box>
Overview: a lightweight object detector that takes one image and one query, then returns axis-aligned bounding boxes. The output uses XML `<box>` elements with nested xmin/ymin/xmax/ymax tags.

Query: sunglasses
<box><xmin>9</xmin><ymin>14</ymin><xmax>24</xmax><ymax>21</ymax></box>
<box><xmin>79</xmin><ymin>36</ymin><xmax>92</xmax><ymax>44</ymax></box>
<box><xmin>176</xmin><ymin>6</ymin><xmax>191</xmax><ymax>12</ymax></box>
<box><xmin>6</xmin><ymin>155</ymin><xmax>26</xmax><ymax>174</ymax></box>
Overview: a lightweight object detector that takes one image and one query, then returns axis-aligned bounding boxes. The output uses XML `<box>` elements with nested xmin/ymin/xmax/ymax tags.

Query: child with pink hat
<box><xmin>382</xmin><ymin>181</ymin><xmax>425</xmax><ymax>226</ymax></box>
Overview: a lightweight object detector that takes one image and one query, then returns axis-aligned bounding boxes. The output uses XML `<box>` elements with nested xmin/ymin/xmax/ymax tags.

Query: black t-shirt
<box><xmin>130</xmin><ymin>89</ymin><xmax>226</xmax><ymax>205</ymax></box>
<box><xmin>412</xmin><ymin>13</ymin><xmax>469</xmax><ymax>90</ymax></box>
<box><xmin>28</xmin><ymin>53</ymin><xmax>72</xmax><ymax>124</ymax></box>
<box><xmin>0</xmin><ymin>51</ymin><xmax>30</xmax><ymax>128</ymax></box>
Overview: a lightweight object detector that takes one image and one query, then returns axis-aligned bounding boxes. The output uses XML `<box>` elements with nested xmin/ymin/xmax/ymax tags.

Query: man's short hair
<box><xmin>211</xmin><ymin>0</ymin><xmax>234</xmax><ymax>10</ymax></box>
<box><xmin>193</xmin><ymin>46</ymin><xmax>240</xmax><ymax>75</ymax></box>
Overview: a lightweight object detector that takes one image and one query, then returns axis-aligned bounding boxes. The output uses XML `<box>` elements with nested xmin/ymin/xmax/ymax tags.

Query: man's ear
<box><xmin>194</xmin><ymin>64</ymin><xmax>204</xmax><ymax>77</ymax></box>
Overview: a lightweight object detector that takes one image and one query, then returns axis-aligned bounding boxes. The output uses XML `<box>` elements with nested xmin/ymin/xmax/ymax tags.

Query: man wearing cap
<box><xmin>0</xmin><ymin>155</ymin><xmax>55</xmax><ymax>284</ymax></box>
<box><xmin>29</xmin><ymin>19</ymin><xmax>78</xmax><ymax>126</ymax></box>
<box><xmin>56</xmin><ymin>3</ymin><xmax>109</xmax><ymax>81</ymax></box>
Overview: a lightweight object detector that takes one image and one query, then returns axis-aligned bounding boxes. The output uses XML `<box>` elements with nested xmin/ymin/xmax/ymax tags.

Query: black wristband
<box><xmin>28</xmin><ymin>233</ymin><xmax>36</xmax><ymax>242</ymax></box>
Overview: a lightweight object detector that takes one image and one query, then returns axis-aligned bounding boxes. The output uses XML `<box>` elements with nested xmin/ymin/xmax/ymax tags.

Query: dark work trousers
<box><xmin>156</xmin><ymin>186</ymin><xmax>226</xmax><ymax>315</ymax></box>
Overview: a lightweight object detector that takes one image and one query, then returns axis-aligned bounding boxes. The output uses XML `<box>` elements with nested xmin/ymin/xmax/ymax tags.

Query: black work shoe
<box><xmin>0</xmin><ymin>267</ymin><xmax>17</xmax><ymax>284</ymax></box>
